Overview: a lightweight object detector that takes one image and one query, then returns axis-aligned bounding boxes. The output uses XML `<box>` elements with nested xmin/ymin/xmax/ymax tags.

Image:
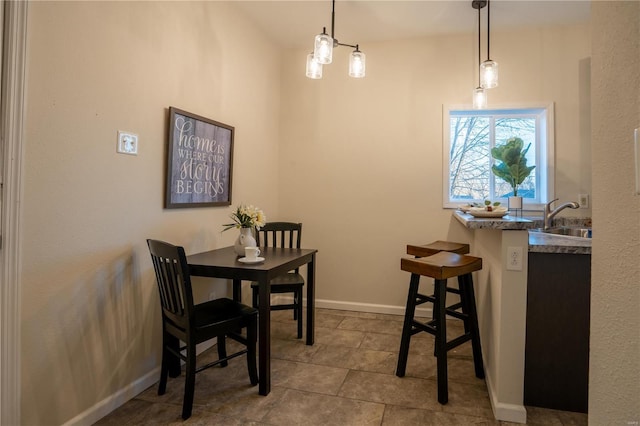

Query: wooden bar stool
<box><xmin>407</xmin><ymin>240</ymin><xmax>470</xmax><ymax>354</ymax></box>
<box><xmin>396</xmin><ymin>251</ymin><xmax>484</xmax><ymax>404</ymax></box>
<box><xmin>406</xmin><ymin>240</ymin><xmax>470</xmax><ymax>258</ymax></box>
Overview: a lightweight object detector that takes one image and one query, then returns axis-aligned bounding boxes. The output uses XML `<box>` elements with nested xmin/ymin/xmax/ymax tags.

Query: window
<box><xmin>443</xmin><ymin>105</ymin><xmax>554</xmax><ymax>209</ymax></box>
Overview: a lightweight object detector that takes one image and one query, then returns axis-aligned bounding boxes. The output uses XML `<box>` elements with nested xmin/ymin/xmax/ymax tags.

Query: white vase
<box><xmin>234</xmin><ymin>227</ymin><xmax>257</xmax><ymax>256</ymax></box>
<box><xmin>508</xmin><ymin>196</ymin><xmax>523</xmax><ymax>210</ymax></box>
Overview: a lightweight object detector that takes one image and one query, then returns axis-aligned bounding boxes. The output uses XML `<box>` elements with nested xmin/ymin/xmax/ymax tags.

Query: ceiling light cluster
<box><xmin>306</xmin><ymin>0</ymin><xmax>366</xmax><ymax>79</ymax></box>
<box><xmin>306</xmin><ymin>0</ymin><xmax>499</xmax><ymax>94</ymax></box>
<box><xmin>472</xmin><ymin>0</ymin><xmax>499</xmax><ymax>109</ymax></box>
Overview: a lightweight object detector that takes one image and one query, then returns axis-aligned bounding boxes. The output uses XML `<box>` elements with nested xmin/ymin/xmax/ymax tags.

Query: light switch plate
<box><xmin>117</xmin><ymin>131</ymin><xmax>138</xmax><ymax>155</ymax></box>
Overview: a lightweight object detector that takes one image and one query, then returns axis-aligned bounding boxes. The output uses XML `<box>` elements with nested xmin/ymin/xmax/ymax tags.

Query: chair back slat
<box><xmin>147</xmin><ymin>239</ymin><xmax>195</xmax><ymax>329</ymax></box>
<box><xmin>256</xmin><ymin>222</ymin><xmax>302</xmax><ymax>249</ymax></box>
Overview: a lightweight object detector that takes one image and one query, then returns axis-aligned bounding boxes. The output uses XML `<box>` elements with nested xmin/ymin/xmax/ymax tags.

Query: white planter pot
<box><xmin>508</xmin><ymin>196</ymin><xmax>523</xmax><ymax>210</ymax></box>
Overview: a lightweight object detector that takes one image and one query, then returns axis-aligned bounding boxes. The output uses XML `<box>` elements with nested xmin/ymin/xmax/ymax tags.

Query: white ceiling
<box><xmin>232</xmin><ymin>1</ymin><xmax>591</xmax><ymax>49</ymax></box>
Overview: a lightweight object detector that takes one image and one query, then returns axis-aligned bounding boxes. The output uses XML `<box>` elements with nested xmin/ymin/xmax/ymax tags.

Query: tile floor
<box><xmin>95</xmin><ymin>308</ymin><xmax>588</xmax><ymax>425</ymax></box>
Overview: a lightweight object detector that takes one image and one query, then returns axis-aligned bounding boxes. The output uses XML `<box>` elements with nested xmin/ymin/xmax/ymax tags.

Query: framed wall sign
<box><xmin>165</xmin><ymin>107</ymin><xmax>234</xmax><ymax>208</ymax></box>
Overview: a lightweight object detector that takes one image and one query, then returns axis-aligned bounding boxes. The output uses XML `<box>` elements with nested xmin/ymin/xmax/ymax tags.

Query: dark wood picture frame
<box><xmin>165</xmin><ymin>107</ymin><xmax>234</xmax><ymax>208</ymax></box>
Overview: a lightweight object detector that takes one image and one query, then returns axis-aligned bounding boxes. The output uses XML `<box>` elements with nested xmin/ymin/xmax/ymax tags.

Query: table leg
<box><xmin>232</xmin><ymin>279</ymin><xmax>241</xmax><ymax>302</ymax></box>
<box><xmin>306</xmin><ymin>253</ymin><xmax>316</xmax><ymax>345</ymax></box>
<box><xmin>258</xmin><ymin>277</ymin><xmax>271</xmax><ymax>395</ymax></box>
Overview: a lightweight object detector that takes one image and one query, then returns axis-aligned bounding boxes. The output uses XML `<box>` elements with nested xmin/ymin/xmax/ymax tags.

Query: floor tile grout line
<box><xmin>95</xmin><ymin>308</ymin><xmax>588</xmax><ymax>425</ymax></box>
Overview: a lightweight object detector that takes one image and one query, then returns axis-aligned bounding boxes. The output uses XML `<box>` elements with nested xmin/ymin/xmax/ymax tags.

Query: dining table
<box><xmin>186</xmin><ymin>245</ymin><xmax>318</xmax><ymax>396</ymax></box>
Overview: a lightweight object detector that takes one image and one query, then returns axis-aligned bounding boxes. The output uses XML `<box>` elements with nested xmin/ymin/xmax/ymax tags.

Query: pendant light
<box><xmin>472</xmin><ymin>1</ymin><xmax>487</xmax><ymax>109</ymax></box>
<box><xmin>306</xmin><ymin>52</ymin><xmax>323</xmax><ymax>79</ymax></box>
<box><xmin>313</xmin><ymin>28</ymin><xmax>333</xmax><ymax>65</ymax></box>
<box><xmin>480</xmin><ymin>0</ymin><xmax>498</xmax><ymax>89</ymax></box>
<box><xmin>349</xmin><ymin>45</ymin><xmax>366</xmax><ymax>78</ymax></box>
<box><xmin>306</xmin><ymin>0</ymin><xmax>365</xmax><ymax>79</ymax></box>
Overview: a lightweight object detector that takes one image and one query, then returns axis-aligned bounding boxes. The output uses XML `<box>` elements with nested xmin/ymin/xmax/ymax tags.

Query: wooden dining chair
<box><xmin>147</xmin><ymin>239</ymin><xmax>258</xmax><ymax>420</ymax></box>
<box><xmin>251</xmin><ymin>222</ymin><xmax>304</xmax><ymax>338</ymax></box>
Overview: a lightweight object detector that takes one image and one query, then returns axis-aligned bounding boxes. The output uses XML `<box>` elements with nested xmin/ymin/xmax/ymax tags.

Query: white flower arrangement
<box><xmin>222</xmin><ymin>204</ymin><xmax>266</xmax><ymax>232</ymax></box>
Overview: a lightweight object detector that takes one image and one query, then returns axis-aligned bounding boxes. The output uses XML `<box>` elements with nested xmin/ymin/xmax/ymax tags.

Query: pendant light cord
<box><xmin>478</xmin><ymin>5</ymin><xmax>481</xmax><ymax>85</ymax></box>
<box><xmin>331</xmin><ymin>0</ymin><xmax>336</xmax><ymax>39</ymax></box>
<box><xmin>487</xmin><ymin>0</ymin><xmax>491</xmax><ymax>60</ymax></box>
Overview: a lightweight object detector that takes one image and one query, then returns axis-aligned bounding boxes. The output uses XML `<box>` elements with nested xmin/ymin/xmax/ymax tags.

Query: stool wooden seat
<box><xmin>396</xmin><ymin>251</ymin><xmax>484</xmax><ymax>405</ymax></box>
<box><xmin>406</xmin><ymin>240</ymin><xmax>470</xmax><ymax>258</ymax></box>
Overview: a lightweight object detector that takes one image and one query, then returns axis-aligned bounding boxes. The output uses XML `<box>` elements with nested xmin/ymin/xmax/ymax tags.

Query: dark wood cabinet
<box><xmin>524</xmin><ymin>252</ymin><xmax>591</xmax><ymax>413</ymax></box>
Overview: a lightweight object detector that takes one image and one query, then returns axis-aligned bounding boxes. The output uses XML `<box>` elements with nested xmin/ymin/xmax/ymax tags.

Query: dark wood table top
<box><xmin>187</xmin><ymin>246</ymin><xmax>317</xmax><ymax>281</ymax></box>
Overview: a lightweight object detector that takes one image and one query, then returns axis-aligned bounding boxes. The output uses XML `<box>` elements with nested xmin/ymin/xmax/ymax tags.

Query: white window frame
<box><xmin>442</xmin><ymin>103</ymin><xmax>555</xmax><ymax>210</ymax></box>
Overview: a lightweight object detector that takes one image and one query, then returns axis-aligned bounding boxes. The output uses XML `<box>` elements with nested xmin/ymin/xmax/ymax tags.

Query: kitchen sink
<box><xmin>531</xmin><ymin>226</ymin><xmax>592</xmax><ymax>238</ymax></box>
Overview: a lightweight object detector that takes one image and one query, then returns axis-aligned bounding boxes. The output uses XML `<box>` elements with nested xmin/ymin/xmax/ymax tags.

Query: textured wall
<box><xmin>590</xmin><ymin>1</ymin><xmax>640</xmax><ymax>423</ymax></box>
<box><xmin>21</xmin><ymin>2</ymin><xmax>281</xmax><ymax>424</ymax></box>
<box><xmin>278</xmin><ymin>25</ymin><xmax>591</xmax><ymax>311</ymax></box>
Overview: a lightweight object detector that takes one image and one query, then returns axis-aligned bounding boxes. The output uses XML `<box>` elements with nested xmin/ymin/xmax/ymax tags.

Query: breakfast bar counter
<box><xmin>451</xmin><ymin>210</ymin><xmax>533</xmax><ymax>423</ymax></box>
<box><xmin>452</xmin><ymin>210</ymin><xmax>535</xmax><ymax>230</ymax></box>
<box><xmin>451</xmin><ymin>210</ymin><xmax>591</xmax><ymax>422</ymax></box>
<box><xmin>453</xmin><ymin>211</ymin><xmax>592</xmax><ymax>254</ymax></box>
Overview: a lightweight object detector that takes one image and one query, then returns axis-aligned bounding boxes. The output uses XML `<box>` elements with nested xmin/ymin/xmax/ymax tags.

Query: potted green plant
<box><xmin>491</xmin><ymin>137</ymin><xmax>535</xmax><ymax>209</ymax></box>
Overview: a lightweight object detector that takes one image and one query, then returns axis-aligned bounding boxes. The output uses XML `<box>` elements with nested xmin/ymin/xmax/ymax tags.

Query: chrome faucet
<box><xmin>544</xmin><ymin>198</ymin><xmax>580</xmax><ymax>230</ymax></box>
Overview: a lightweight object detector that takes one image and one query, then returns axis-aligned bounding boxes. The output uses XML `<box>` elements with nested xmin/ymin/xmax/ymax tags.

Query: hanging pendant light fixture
<box><xmin>349</xmin><ymin>45</ymin><xmax>366</xmax><ymax>78</ymax></box>
<box><xmin>480</xmin><ymin>0</ymin><xmax>498</xmax><ymax>89</ymax></box>
<box><xmin>472</xmin><ymin>1</ymin><xmax>487</xmax><ymax>109</ymax></box>
<box><xmin>306</xmin><ymin>0</ymin><xmax>365</xmax><ymax>79</ymax></box>
<box><xmin>306</xmin><ymin>52</ymin><xmax>323</xmax><ymax>79</ymax></box>
<box><xmin>313</xmin><ymin>28</ymin><xmax>333</xmax><ymax>64</ymax></box>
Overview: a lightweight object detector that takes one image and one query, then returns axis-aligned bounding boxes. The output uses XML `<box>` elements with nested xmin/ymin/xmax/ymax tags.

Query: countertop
<box><xmin>453</xmin><ymin>210</ymin><xmax>536</xmax><ymax>230</ymax></box>
<box><xmin>453</xmin><ymin>211</ymin><xmax>592</xmax><ymax>255</ymax></box>
<box><xmin>527</xmin><ymin>231</ymin><xmax>591</xmax><ymax>255</ymax></box>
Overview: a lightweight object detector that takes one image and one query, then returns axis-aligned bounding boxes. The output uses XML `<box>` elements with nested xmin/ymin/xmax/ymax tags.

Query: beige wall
<box><xmin>279</xmin><ymin>24</ymin><xmax>591</xmax><ymax>312</ymax></box>
<box><xmin>21</xmin><ymin>2</ymin><xmax>281</xmax><ymax>424</ymax></box>
<box><xmin>19</xmin><ymin>2</ymin><xmax>601</xmax><ymax>424</ymax></box>
<box><xmin>590</xmin><ymin>1</ymin><xmax>640</xmax><ymax>423</ymax></box>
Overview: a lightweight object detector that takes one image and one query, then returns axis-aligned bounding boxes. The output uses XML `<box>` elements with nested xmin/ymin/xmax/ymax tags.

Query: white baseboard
<box><xmin>62</xmin><ymin>367</ymin><xmax>160</xmax><ymax>426</ymax></box>
<box><xmin>484</xmin><ymin>365</ymin><xmax>527</xmax><ymax>423</ymax></box>
<box><xmin>64</xmin><ymin>341</ymin><xmax>216</xmax><ymax>426</ymax></box>
<box><xmin>314</xmin><ymin>298</ymin><xmax>432</xmax><ymax>317</ymax></box>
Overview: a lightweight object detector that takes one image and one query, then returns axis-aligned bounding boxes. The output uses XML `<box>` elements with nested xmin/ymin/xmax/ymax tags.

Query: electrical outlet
<box><xmin>578</xmin><ymin>193</ymin><xmax>589</xmax><ymax>209</ymax></box>
<box><xmin>209</xmin><ymin>291</ymin><xmax>217</xmax><ymax>301</ymax></box>
<box><xmin>507</xmin><ymin>246</ymin><xmax>523</xmax><ymax>271</ymax></box>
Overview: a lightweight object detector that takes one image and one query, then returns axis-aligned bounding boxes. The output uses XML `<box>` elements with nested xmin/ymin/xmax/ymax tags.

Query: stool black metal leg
<box><xmin>396</xmin><ymin>273</ymin><xmax>420</xmax><ymax>377</ymax></box>
<box><xmin>457</xmin><ymin>275</ymin><xmax>471</xmax><ymax>335</ymax></box>
<box><xmin>433</xmin><ymin>278</ymin><xmax>440</xmax><ymax>357</ymax></box>
<box><xmin>434</xmin><ymin>278</ymin><xmax>449</xmax><ymax>404</ymax></box>
<box><xmin>461</xmin><ymin>273</ymin><xmax>484</xmax><ymax>379</ymax></box>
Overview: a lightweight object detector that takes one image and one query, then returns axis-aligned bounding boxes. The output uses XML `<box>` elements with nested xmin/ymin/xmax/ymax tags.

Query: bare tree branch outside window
<box><xmin>448</xmin><ymin>112</ymin><xmax>539</xmax><ymax>203</ymax></box>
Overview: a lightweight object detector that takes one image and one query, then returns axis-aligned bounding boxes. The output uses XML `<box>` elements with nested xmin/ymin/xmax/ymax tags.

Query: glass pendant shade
<box><xmin>313</xmin><ymin>32</ymin><xmax>333</xmax><ymax>64</ymax></box>
<box><xmin>348</xmin><ymin>50</ymin><xmax>366</xmax><ymax>78</ymax></box>
<box><xmin>473</xmin><ymin>87</ymin><xmax>487</xmax><ymax>109</ymax></box>
<box><xmin>480</xmin><ymin>60</ymin><xmax>499</xmax><ymax>89</ymax></box>
<box><xmin>306</xmin><ymin>53</ymin><xmax>323</xmax><ymax>79</ymax></box>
